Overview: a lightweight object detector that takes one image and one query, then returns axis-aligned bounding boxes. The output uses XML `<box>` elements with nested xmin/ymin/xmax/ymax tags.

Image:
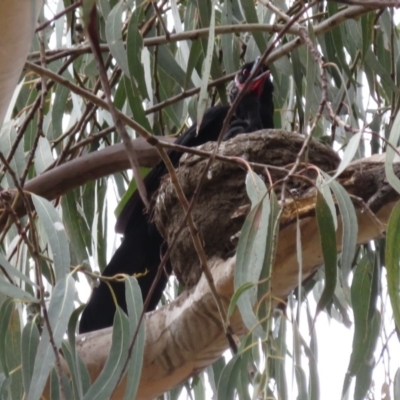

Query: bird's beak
<box><xmin>248</xmin><ymin>69</ymin><xmax>271</xmax><ymax>97</ymax></box>
<box><xmin>235</xmin><ymin>69</ymin><xmax>271</xmax><ymax>97</ymax></box>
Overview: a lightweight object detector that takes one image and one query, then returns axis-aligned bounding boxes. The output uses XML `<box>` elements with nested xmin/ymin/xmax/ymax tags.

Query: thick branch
<box><xmin>0</xmin><ymin>0</ymin><xmax>42</xmax><ymax>125</ymax></box>
<box><xmin>0</xmin><ymin>137</ymin><xmax>173</xmax><ymax>232</ymax></box>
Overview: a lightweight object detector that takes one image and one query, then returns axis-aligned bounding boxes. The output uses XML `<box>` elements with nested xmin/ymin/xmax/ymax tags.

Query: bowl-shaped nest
<box><xmin>153</xmin><ymin>130</ymin><xmax>340</xmax><ymax>289</ymax></box>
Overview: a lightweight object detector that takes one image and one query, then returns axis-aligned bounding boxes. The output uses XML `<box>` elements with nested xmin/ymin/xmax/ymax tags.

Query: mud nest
<box><xmin>153</xmin><ymin>130</ymin><xmax>341</xmax><ymax>289</ymax></box>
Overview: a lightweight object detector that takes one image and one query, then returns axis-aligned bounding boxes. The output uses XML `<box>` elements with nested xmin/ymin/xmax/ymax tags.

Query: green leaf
<box><xmin>221</xmin><ymin>0</ymin><xmax>239</xmax><ymax>75</ymax></box>
<box><xmin>292</xmin><ymin>323</ymin><xmax>309</xmax><ymax>398</ymax></box>
<box><xmin>385</xmin><ymin>200</ymin><xmax>400</xmax><ymax>331</ymax></box>
<box><xmin>123</xmin><ymin>277</ymin><xmax>145</xmax><ymax>400</ymax></box>
<box><xmin>304</xmin><ymin>25</ymin><xmax>318</xmax><ymax>131</ymax></box>
<box><xmin>185</xmin><ymin>39</ymin><xmax>203</xmax><ymax>90</ymax></box>
<box><xmin>61</xmin><ymin>340</ymin><xmax>90</xmax><ymax>399</ymax></box>
<box><xmin>156</xmin><ymin>45</ymin><xmax>189</xmax><ymax>90</ymax></box>
<box><xmin>62</xmin><ymin>192</ymin><xmax>91</xmax><ymax>265</ymax></box>
<box><xmin>52</xmin><ymin>83</ymin><xmax>70</xmax><ymax>140</ymax></box>
<box><xmin>227</xmin><ymin>282</ymin><xmax>254</xmax><ymax>322</ymax></box>
<box><xmin>315</xmin><ymin>190</ymin><xmax>337</xmax><ymax>314</ymax></box>
<box><xmin>329</xmin><ymin>132</ymin><xmax>361</xmax><ymax>180</ymax></box>
<box><xmin>171</xmin><ymin>0</ymin><xmax>201</xmax><ymax>89</ymax></box>
<box><xmin>347</xmin><ymin>256</ymin><xmax>374</xmax><ymax>375</ymax></box>
<box><xmin>66</xmin><ymin>307</ymin><xmax>91</xmax><ymax>398</ymax></box>
<box><xmin>235</xmin><ymin>192</ymin><xmax>269</xmax><ymax>338</ymax></box>
<box><xmin>106</xmin><ymin>2</ymin><xmax>130</xmax><ymax>77</ymax></box>
<box><xmin>21</xmin><ymin>322</ymin><xmax>40</xmax><ymax>395</ymax></box>
<box><xmin>273</xmin><ymin>316</ymin><xmax>288</xmax><ymax>399</ymax></box>
<box><xmin>5</xmin><ymin>307</ymin><xmax>22</xmax><ymax>399</ymax></box>
<box><xmin>82</xmin><ymin>306</ymin><xmax>130</xmax><ymax>400</ymax></box>
<box><xmin>34</xmin><ymin>136</ymin><xmax>54</xmax><ymax>175</ymax></box>
<box><xmin>235</xmin><ymin>171</ymin><xmax>279</xmax><ymax>338</ymax></box>
<box><xmin>0</xmin><ymin>275</ymin><xmax>38</xmax><ymax>303</ymax></box>
<box><xmin>0</xmin><ymin>251</ymin><xmax>37</xmax><ymax>290</ymax></box>
<box><xmin>394</xmin><ymin>369</ymin><xmax>400</xmax><ymax>399</ymax></box>
<box><xmin>217</xmin><ymin>354</ymin><xmax>241</xmax><ymax>400</ymax></box>
<box><xmin>49</xmin><ymin>368</ymin><xmax>73</xmax><ymax>400</ymax></box>
<box><xmin>257</xmin><ymin>190</ymin><xmax>280</xmax><ymax>328</ymax></box>
<box><xmin>291</xmin><ymin>49</ymin><xmax>305</xmax><ymax>131</ymax></box>
<box><xmin>343</xmin><ymin>253</ymin><xmax>380</xmax><ymax>399</ymax></box>
<box><xmin>318</xmin><ymin>175</ymin><xmax>337</xmax><ymax>229</ymax></box>
<box><xmin>385</xmin><ymin>110</ymin><xmax>400</xmax><ymax>195</ymax></box>
<box><xmin>0</xmin><ymin>374</ymin><xmax>10</xmax><ymax>398</ymax></box>
<box><xmin>27</xmin><ymin>276</ymin><xmax>76</xmax><ymax>400</ymax></box>
<box><xmin>0</xmin><ymin>299</ymin><xmax>14</xmax><ymax>376</ymax></box>
<box><xmin>115</xmin><ymin>167</ymin><xmax>150</xmax><ymax>218</ymax></box>
<box><xmin>296</xmin><ymin>214</ymin><xmax>303</xmax><ymax>302</ymax></box>
<box><xmin>32</xmin><ymin>194</ymin><xmax>71</xmax><ymax>280</ymax></box>
<box><xmin>354</xmin><ymin>313</ymin><xmax>380</xmax><ymax>400</ymax></box>
<box><xmin>0</xmin><ymin>123</ymin><xmax>25</xmax><ymax>186</ymax></box>
<box><xmin>123</xmin><ymin>75</ymin><xmax>152</xmax><ymax>133</ymax></box>
<box><xmin>238</xmin><ymin>0</ymin><xmax>266</xmax><ymax>53</ymax></box>
<box><xmin>322</xmin><ymin>173</ymin><xmax>358</xmax><ymax>300</ymax></box>
<box><xmin>127</xmin><ymin>8</ymin><xmax>149</xmax><ymax>99</ymax></box>
<box><xmin>361</xmin><ymin>12</ymin><xmax>374</xmax><ymax>62</ymax></box>
<box><xmin>197</xmin><ymin>0</ymin><xmax>216</xmax><ymax>131</ymax></box>
<box><xmin>364</xmin><ymin>49</ymin><xmax>396</xmax><ymax>99</ymax></box>
<box><xmin>300</xmin><ymin>334</ymin><xmax>320</xmax><ymax>400</ymax></box>
<box><xmin>245</xmin><ymin>171</ymin><xmax>267</xmax><ymax>206</ymax></box>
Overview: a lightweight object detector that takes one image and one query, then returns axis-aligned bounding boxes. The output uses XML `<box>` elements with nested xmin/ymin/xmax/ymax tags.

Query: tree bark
<box><xmin>0</xmin><ymin>137</ymin><xmax>173</xmax><ymax>232</ymax></box>
<box><xmin>0</xmin><ymin>0</ymin><xmax>43</xmax><ymax>126</ymax></box>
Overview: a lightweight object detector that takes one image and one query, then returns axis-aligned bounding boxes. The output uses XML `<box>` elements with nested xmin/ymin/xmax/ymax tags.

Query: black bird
<box><xmin>79</xmin><ymin>59</ymin><xmax>275</xmax><ymax>333</ymax></box>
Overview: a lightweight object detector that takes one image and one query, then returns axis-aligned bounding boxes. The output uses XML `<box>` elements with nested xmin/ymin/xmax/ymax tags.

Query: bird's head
<box><xmin>229</xmin><ymin>57</ymin><xmax>273</xmax><ymax>104</ymax></box>
<box><xmin>229</xmin><ymin>57</ymin><xmax>275</xmax><ymax>129</ymax></box>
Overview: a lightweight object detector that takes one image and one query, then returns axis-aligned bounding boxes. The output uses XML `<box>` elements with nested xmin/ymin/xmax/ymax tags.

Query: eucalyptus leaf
<box><xmin>21</xmin><ymin>322</ymin><xmax>40</xmax><ymax>395</ymax></box>
<box><xmin>27</xmin><ymin>276</ymin><xmax>76</xmax><ymax>400</ymax></box>
<box><xmin>197</xmin><ymin>0</ymin><xmax>216</xmax><ymax>132</ymax></box>
<box><xmin>32</xmin><ymin>194</ymin><xmax>70</xmax><ymax>281</ymax></box>
<box><xmin>106</xmin><ymin>2</ymin><xmax>130</xmax><ymax>77</ymax></box>
<box><xmin>385</xmin><ymin>200</ymin><xmax>400</xmax><ymax>331</ymax></box>
<box><xmin>123</xmin><ymin>277</ymin><xmax>145</xmax><ymax>400</ymax></box>
<box><xmin>315</xmin><ymin>190</ymin><xmax>337</xmax><ymax>315</ymax></box>
<box><xmin>82</xmin><ymin>306</ymin><xmax>130</xmax><ymax>400</ymax></box>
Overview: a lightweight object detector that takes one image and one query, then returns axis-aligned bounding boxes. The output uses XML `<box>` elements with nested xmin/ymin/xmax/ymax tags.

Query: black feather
<box><xmin>79</xmin><ymin>60</ymin><xmax>275</xmax><ymax>333</ymax></box>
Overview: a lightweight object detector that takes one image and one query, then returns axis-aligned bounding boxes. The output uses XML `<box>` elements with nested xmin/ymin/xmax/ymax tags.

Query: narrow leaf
<box><xmin>0</xmin><ymin>275</ymin><xmax>38</xmax><ymax>302</ymax></box>
<box><xmin>347</xmin><ymin>256</ymin><xmax>374</xmax><ymax>375</ymax></box>
<box><xmin>197</xmin><ymin>0</ymin><xmax>216</xmax><ymax>132</ymax></box>
<box><xmin>323</xmin><ymin>174</ymin><xmax>358</xmax><ymax>300</ymax></box>
<box><xmin>329</xmin><ymin>132</ymin><xmax>362</xmax><ymax>180</ymax></box>
<box><xmin>0</xmin><ymin>251</ymin><xmax>36</xmax><ymax>289</ymax></box>
<box><xmin>32</xmin><ymin>194</ymin><xmax>70</xmax><ymax>280</ymax></box>
<box><xmin>385</xmin><ymin>200</ymin><xmax>400</xmax><ymax>331</ymax></box>
<box><xmin>0</xmin><ymin>299</ymin><xmax>14</xmax><ymax>375</ymax></box>
<box><xmin>217</xmin><ymin>355</ymin><xmax>242</xmax><ymax>400</ymax></box>
<box><xmin>82</xmin><ymin>307</ymin><xmax>130</xmax><ymax>400</ymax></box>
<box><xmin>106</xmin><ymin>2</ymin><xmax>130</xmax><ymax>77</ymax></box>
<box><xmin>127</xmin><ymin>7</ymin><xmax>149</xmax><ymax>99</ymax></box>
<box><xmin>123</xmin><ymin>277</ymin><xmax>145</xmax><ymax>400</ymax></box>
<box><xmin>27</xmin><ymin>276</ymin><xmax>75</xmax><ymax>400</ymax></box>
<box><xmin>315</xmin><ymin>190</ymin><xmax>337</xmax><ymax>314</ymax></box>
<box><xmin>21</xmin><ymin>322</ymin><xmax>40</xmax><ymax>395</ymax></box>
<box><xmin>34</xmin><ymin>136</ymin><xmax>54</xmax><ymax>175</ymax></box>
<box><xmin>235</xmin><ymin>197</ymin><xmax>269</xmax><ymax>338</ymax></box>
<box><xmin>238</xmin><ymin>0</ymin><xmax>266</xmax><ymax>53</ymax></box>
<box><xmin>385</xmin><ymin>110</ymin><xmax>400</xmax><ymax>194</ymax></box>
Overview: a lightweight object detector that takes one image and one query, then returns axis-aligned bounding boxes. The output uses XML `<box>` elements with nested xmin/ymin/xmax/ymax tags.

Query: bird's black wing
<box><xmin>79</xmin><ymin>105</ymin><xmax>230</xmax><ymax>333</ymax></box>
<box><xmin>79</xmin><ymin>61</ymin><xmax>275</xmax><ymax>333</ymax></box>
<box><xmin>115</xmin><ymin>105</ymin><xmax>230</xmax><ymax>234</ymax></box>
